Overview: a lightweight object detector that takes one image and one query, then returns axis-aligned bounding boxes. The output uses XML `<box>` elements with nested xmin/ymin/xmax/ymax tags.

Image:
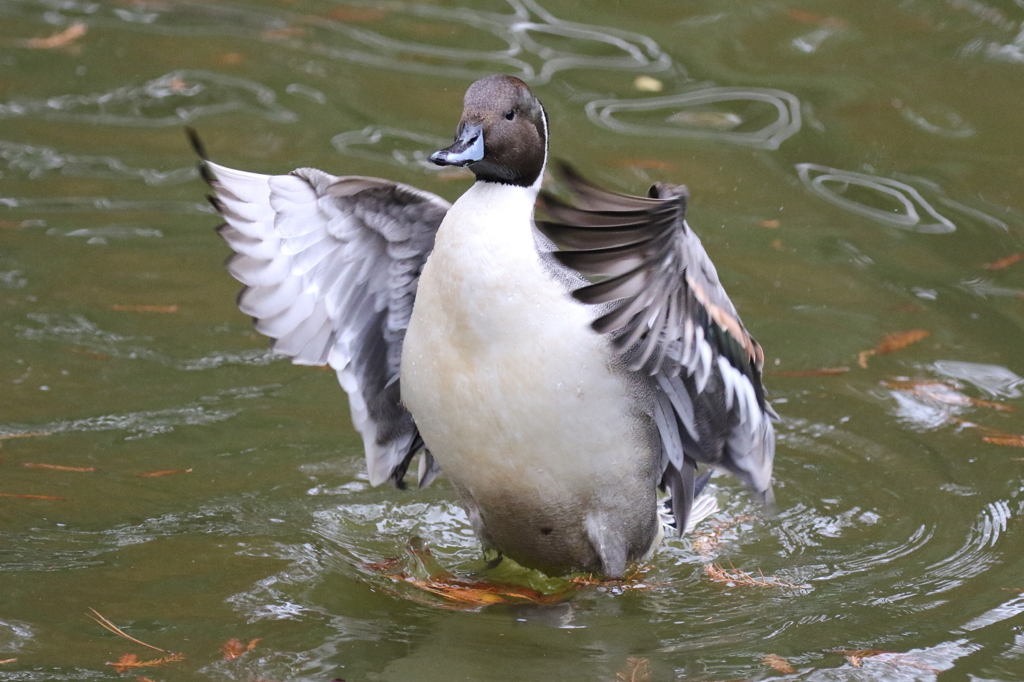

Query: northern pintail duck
<box><xmin>193</xmin><ymin>75</ymin><xmax>776</xmax><ymax>577</ymax></box>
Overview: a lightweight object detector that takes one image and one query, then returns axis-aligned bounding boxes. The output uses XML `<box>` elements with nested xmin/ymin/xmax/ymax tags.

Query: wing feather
<box><xmin>194</xmin><ymin>133</ymin><xmax>450</xmax><ymax>488</ymax></box>
<box><xmin>537</xmin><ymin>163</ymin><xmax>776</xmax><ymax>533</ymax></box>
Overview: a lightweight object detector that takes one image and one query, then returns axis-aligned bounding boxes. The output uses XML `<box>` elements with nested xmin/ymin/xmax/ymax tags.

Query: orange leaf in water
<box><xmin>25</xmin><ymin>22</ymin><xmax>87</xmax><ymax>48</ymax></box>
<box><xmin>0</xmin><ymin>493</ymin><xmax>68</xmax><ymax>501</ymax></box>
<box><xmin>136</xmin><ymin>678</ymin><xmax>157</xmax><ymax>682</ymax></box>
<box><xmin>361</xmin><ymin>557</ymin><xmax>401</xmax><ymax>572</ymax></box>
<box><xmin>830</xmin><ymin>648</ymin><xmax>893</xmax><ymax>667</ymax></box>
<box><xmin>759</xmin><ymin>219</ymin><xmax>780</xmax><ymax>228</ymax></box>
<box><xmin>107</xmin><ymin>652</ymin><xmax>184</xmax><ymax>674</ymax></box>
<box><xmin>983</xmin><ymin>253</ymin><xmax>1023</xmax><ymax>270</ymax></box>
<box><xmin>859</xmin><ymin>330</ymin><xmax>930</xmax><ymax>368</ymax></box>
<box><xmin>221</xmin><ymin>639</ymin><xmax>245</xmax><ymax>661</ymax></box>
<box><xmin>0</xmin><ymin>658</ymin><xmax>17</xmax><ymax>664</ymax></box>
<box><xmin>110</xmin><ymin>304</ymin><xmax>179</xmax><ymax>313</ymax></box>
<box><xmin>774</xmin><ymin>367</ymin><xmax>850</xmax><ymax>377</ymax></box>
<box><xmin>22</xmin><ymin>462</ymin><xmax>97</xmax><ymax>472</ymax></box>
<box><xmin>221</xmin><ymin>637</ymin><xmax>261</xmax><ymax>660</ymax></box>
<box><xmin>763</xmin><ymin>654</ymin><xmax>796</xmax><ymax>674</ymax></box>
<box><xmin>398</xmin><ymin>575</ymin><xmax>562</xmax><ymax>606</ymax></box>
<box><xmin>704</xmin><ymin>563</ymin><xmax>808</xmax><ymax>589</ymax></box>
<box><xmin>139</xmin><ymin>468</ymin><xmax>193</xmax><ymax>478</ymax></box>
<box><xmin>875</xmin><ymin>329</ymin><xmax>930</xmax><ymax>355</ymax></box>
<box><xmin>616</xmin><ymin>657</ymin><xmax>651</xmax><ymax>682</ymax></box>
<box><xmin>885</xmin><ymin>379</ymin><xmax>1012</xmax><ymax>412</ymax></box>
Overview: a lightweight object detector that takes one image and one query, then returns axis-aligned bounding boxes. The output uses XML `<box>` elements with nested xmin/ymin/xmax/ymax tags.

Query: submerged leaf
<box><xmin>394</xmin><ymin>574</ymin><xmax>564</xmax><ymax>607</ymax></box>
<box><xmin>858</xmin><ymin>329</ymin><xmax>930</xmax><ymax>367</ymax></box>
<box><xmin>138</xmin><ymin>468</ymin><xmax>193</xmax><ymax>478</ymax></box>
<box><xmin>763</xmin><ymin>654</ymin><xmax>796</xmax><ymax>673</ymax></box>
<box><xmin>704</xmin><ymin>563</ymin><xmax>809</xmax><ymax>589</ymax></box>
<box><xmin>107</xmin><ymin>652</ymin><xmax>184</xmax><ymax>674</ymax></box>
<box><xmin>0</xmin><ymin>493</ymin><xmax>68</xmax><ymax>501</ymax></box>
<box><xmin>616</xmin><ymin>657</ymin><xmax>651</xmax><ymax>682</ymax></box>
<box><xmin>25</xmin><ymin>22</ymin><xmax>87</xmax><ymax>49</ymax></box>
<box><xmin>883</xmin><ymin>379</ymin><xmax>1012</xmax><ymax>412</ymax></box>
<box><xmin>22</xmin><ymin>462</ymin><xmax>97</xmax><ymax>472</ymax></box>
<box><xmin>222</xmin><ymin>639</ymin><xmax>245</xmax><ymax>661</ymax></box>
<box><xmin>875</xmin><ymin>329</ymin><xmax>930</xmax><ymax>355</ymax></box>
<box><xmin>222</xmin><ymin>637</ymin><xmax>261</xmax><ymax>660</ymax></box>
<box><xmin>983</xmin><ymin>253</ymin><xmax>1023</xmax><ymax>270</ymax></box>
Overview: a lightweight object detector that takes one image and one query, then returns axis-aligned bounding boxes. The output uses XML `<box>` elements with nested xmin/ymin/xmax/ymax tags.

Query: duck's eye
<box><xmin>504</xmin><ymin>109</ymin><xmax>515</xmax><ymax>121</ymax></box>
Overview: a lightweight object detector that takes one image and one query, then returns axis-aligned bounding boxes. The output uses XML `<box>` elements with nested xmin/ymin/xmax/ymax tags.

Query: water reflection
<box><xmin>586</xmin><ymin>86</ymin><xmax>802</xmax><ymax>149</ymax></box>
<box><xmin>932</xmin><ymin>361</ymin><xmax>1023</xmax><ymax>398</ymax></box>
<box><xmin>16</xmin><ymin>312</ymin><xmax>283</xmax><ymax>370</ymax></box>
<box><xmin>796</xmin><ymin>163</ymin><xmax>957</xmax><ymax>233</ymax></box>
<box><xmin>331</xmin><ymin>126</ymin><xmax>451</xmax><ymax>172</ymax></box>
<box><xmin>0</xmin><ymin>70</ymin><xmax>296</xmax><ymax>127</ymax></box>
<box><xmin>0</xmin><ymin>140</ymin><xmax>196</xmax><ymax>185</ymax></box>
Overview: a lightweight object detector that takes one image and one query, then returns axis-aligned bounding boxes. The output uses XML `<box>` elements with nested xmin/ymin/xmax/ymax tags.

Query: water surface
<box><xmin>2</xmin><ymin>1</ymin><xmax>1024</xmax><ymax>680</ymax></box>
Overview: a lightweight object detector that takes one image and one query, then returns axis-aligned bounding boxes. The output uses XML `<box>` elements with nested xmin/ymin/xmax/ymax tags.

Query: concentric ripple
<box><xmin>586</xmin><ymin>86</ymin><xmax>802</xmax><ymax>149</ymax></box>
<box><xmin>796</xmin><ymin>164</ymin><xmax>957</xmax><ymax>233</ymax></box>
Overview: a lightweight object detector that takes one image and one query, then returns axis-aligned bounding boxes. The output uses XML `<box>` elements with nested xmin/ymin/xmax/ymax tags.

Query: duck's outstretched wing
<box><xmin>536</xmin><ymin>163</ymin><xmax>776</xmax><ymax>534</ymax></box>
<box><xmin>191</xmin><ymin>132</ymin><xmax>449</xmax><ymax>488</ymax></box>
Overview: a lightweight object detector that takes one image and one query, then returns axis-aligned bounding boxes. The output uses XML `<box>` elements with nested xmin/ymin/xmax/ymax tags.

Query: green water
<box><xmin>2</xmin><ymin>0</ymin><xmax>1024</xmax><ymax>680</ymax></box>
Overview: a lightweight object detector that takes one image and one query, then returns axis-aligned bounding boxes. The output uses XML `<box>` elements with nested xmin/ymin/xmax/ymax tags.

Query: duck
<box><xmin>191</xmin><ymin>74</ymin><xmax>776</xmax><ymax>578</ymax></box>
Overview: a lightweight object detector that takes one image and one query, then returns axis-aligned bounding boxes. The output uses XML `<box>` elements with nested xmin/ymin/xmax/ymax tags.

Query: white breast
<box><xmin>400</xmin><ymin>182</ymin><xmax>649</xmax><ymax>512</ymax></box>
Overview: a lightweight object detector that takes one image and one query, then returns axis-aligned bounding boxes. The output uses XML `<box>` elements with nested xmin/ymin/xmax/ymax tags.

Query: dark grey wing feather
<box><xmin>536</xmin><ymin>164</ymin><xmax>776</xmax><ymax>535</ymax></box>
<box><xmin>200</xmin><ymin>157</ymin><xmax>449</xmax><ymax>488</ymax></box>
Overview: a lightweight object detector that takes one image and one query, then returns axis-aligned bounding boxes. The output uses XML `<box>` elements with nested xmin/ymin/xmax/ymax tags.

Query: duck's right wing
<box><xmin>536</xmin><ymin>164</ymin><xmax>775</xmax><ymax>535</ymax></box>
<box><xmin>192</xmin><ymin>133</ymin><xmax>449</xmax><ymax>488</ymax></box>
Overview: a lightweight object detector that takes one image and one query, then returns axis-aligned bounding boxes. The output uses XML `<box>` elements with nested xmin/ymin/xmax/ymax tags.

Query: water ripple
<box><xmin>0</xmin><ymin>139</ymin><xmax>196</xmax><ymax>186</ymax></box>
<box><xmin>796</xmin><ymin>164</ymin><xmax>956</xmax><ymax>233</ymax></box>
<box><xmin>924</xmin><ymin>500</ymin><xmax>1009</xmax><ymax>594</ymax></box>
<box><xmin>0</xmin><ymin>404</ymin><xmax>241</xmax><ymax>441</ymax></box>
<box><xmin>16</xmin><ymin>313</ymin><xmax>282</xmax><ymax>369</ymax></box>
<box><xmin>330</xmin><ymin>125</ymin><xmax>451</xmax><ymax>172</ymax></box>
<box><xmin>586</xmin><ymin>86</ymin><xmax>802</xmax><ymax>149</ymax></box>
<box><xmin>932</xmin><ymin>361</ymin><xmax>1023</xmax><ymax>398</ymax></box>
<box><xmin>17</xmin><ymin>0</ymin><xmax>672</xmax><ymax>85</ymax></box>
<box><xmin>822</xmin><ymin>523</ymin><xmax>934</xmax><ymax>580</ymax></box>
<box><xmin>0</xmin><ymin>70</ymin><xmax>296</xmax><ymax>127</ymax></box>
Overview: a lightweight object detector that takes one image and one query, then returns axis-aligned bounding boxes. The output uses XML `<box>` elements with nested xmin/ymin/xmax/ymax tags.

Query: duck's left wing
<box><xmin>193</xmin><ymin>134</ymin><xmax>449</xmax><ymax>488</ymax></box>
<box><xmin>536</xmin><ymin>164</ymin><xmax>776</xmax><ymax>534</ymax></box>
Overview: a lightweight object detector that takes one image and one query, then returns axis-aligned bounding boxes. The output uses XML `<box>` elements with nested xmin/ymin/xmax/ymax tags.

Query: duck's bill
<box><xmin>429</xmin><ymin>123</ymin><xmax>484</xmax><ymax>167</ymax></box>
